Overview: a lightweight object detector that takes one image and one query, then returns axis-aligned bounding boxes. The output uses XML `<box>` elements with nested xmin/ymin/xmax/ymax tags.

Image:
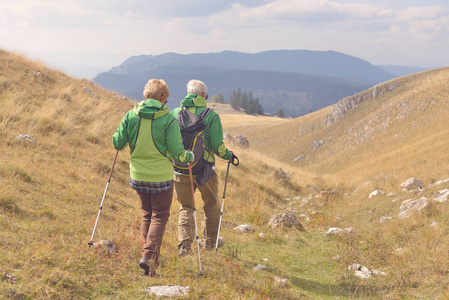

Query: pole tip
<box><xmin>199</xmin><ymin>272</ymin><xmax>203</xmax><ymax>276</ymax></box>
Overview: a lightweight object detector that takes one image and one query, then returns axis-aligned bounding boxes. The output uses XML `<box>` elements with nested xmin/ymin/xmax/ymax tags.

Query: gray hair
<box><xmin>187</xmin><ymin>79</ymin><xmax>208</xmax><ymax>95</ymax></box>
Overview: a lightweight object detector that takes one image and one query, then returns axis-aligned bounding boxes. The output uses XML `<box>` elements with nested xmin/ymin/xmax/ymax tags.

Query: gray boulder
<box><xmin>268</xmin><ymin>212</ymin><xmax>303</xmax><ymax>230</ymax></box>
<box><xmin>15</xmin><ymin>134</ymin><xmax>37</xmax><ymax>144</ymax></box>
<box><xmin>434</xmin><ymin>189</ymin><xmax>449</xmax><ymax>203</ymax></box>
<box><xmin>145</xmin><ymin>286</ymin><xmax>189</xmax><ymax>297</ymax></box>
<box><xmin>348</xmin><ymin>263</ymin><xmax>386</xmax><ymax>279</ymax></box>
<box><xmin>401</xmin><ymin>178</ymin><xmax>424</xmax><ymax>190</ymax></box>
<box><xmin>398</xmin><ymin>197</ymin><xmax>428</xmax><ymax>218</ymax></box>
<box><xmin>234</xmin><ymin>134</ymin><xmax>249</xmax><ymax>148</ymax></box>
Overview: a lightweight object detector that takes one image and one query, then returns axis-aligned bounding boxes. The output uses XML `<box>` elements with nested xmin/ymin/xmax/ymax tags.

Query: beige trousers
<box><xmin>174</xmin><ymin>173</ymin><xmax>219</xmax><ymax>247</ymax></box>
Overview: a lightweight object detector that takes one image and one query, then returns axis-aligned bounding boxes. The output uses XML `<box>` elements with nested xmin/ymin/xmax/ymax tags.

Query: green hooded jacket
<box><xmin>113</xmin><ymin>99</ymin><xmax>193</xmax><ymax>182</ymax></box>
<box><xmin>171</xmin><ymin>94</ymin><xmax>231</xmax><ymax>165</ymax></box>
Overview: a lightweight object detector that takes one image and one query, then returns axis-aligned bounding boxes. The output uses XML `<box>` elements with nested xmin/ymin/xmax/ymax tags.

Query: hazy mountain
<box><xmin>93</xmin><ymin>50</ymin><xmax>395</xmax><ymax>117</ymax></box>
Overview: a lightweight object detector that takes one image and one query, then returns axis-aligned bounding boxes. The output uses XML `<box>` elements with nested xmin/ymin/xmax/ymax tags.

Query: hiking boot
<box><xmin>139</xmin><ymin>257</ymin><xmax>156</xmax><ymax>277</ymax></box>
<box><xmin>204</xmin><ymin>237</ymin><xmax>225</xmax><ymax>251</ymax></box>
<box><xmin>178</xmin><ymin>244</ymin><xmax>192</xmax><ymax>257</ymax></box>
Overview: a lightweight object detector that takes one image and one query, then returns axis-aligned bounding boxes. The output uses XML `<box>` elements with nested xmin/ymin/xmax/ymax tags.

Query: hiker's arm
<box><xmin>165</xmin><ymin>117</ymin><xmax>194</xmax><ymax>164</ymax></box>
<box><xmin>112</xmin><ymin>114</ymin><xmax>129</xmax><ymax>151</ymax></box>
<box><xmin>208</xmin><ymin>114</ymin><xmax>232</xmax><ymax>160</ymax></box>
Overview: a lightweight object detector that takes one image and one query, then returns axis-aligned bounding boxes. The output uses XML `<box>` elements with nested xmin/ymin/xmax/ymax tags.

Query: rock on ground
<box><xmin>401</xmin><ymin>178</ymin><xmax>424</xmax><ymax>190</ymax></box>
<box><xmin>434</xmin><ymin>189</ymin><xmax>449</xmax><ymax>203</ymax></box>
<box><xmin>398</xmin><ymin>197</ymin><xmax>428</xmax><ymax>219</ymax></box>
<box><xmin>144</xmin><ymin>286</ymin><xmax>189</xmax><ymax>297</ymax></box>
<box><xmin>233</xmin><ymin>224</ymin><xmax>254</xmax><ymax>233</ymax></box>
<box><xmin>268</xmin><ymin>212</ymin><xmax>303</xmax><ymax>230</ymax></box>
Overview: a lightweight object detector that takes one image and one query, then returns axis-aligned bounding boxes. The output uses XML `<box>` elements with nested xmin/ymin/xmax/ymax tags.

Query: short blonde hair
<box><xmin>143</xmin><ymin>79</ymin><xmax>170</xmax><ymax>101</ymax></box>
<box><xmin>187</xmin><ymin>79</ymin><xmax>207</xmax><ymax>95</ymax></box>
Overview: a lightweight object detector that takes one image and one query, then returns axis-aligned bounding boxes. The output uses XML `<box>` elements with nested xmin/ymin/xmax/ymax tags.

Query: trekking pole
<box><xmin>188</xmin><ymin>163</ymin><xmax>203</xmax><ymax>276</ymax></box>
<box><xmin>88</xmin><ymin>150</ymin><xmax>119</xmax><ymax>246</ymax></box>
<box><xmin>215</xmin><ymin>155</ymin><xmax>239</xmax><ymax>254</ymax></box>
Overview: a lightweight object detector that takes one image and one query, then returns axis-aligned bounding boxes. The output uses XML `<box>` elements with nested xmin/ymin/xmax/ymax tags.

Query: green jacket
<box><xmin>171</xmin><ymin>94</ymin><xmax>231</xmax><ymax>165</ymax></box>
<box><xmin>113</xmin><ymin>99</ymin><xmax>193</xmax><ymax>182</ymax></box>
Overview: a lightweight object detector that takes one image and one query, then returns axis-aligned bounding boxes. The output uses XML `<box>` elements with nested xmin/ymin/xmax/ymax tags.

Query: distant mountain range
<box><xmin>93</xmin><ymin>50</ymin><xmax>400</xmax><ymax>117</ymax></box>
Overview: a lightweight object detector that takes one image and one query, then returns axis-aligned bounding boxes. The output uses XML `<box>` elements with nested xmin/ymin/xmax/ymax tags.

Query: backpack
<box><xmin>174</xmin><ymin>107</ymin><xmax>212</xmax><ymax>175</ymax></box>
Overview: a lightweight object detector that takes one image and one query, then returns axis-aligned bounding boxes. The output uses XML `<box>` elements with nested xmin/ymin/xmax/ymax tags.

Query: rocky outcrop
<box><xmin>324</xmin><ymin>82</ymin><xmax>399</xmax><ymax>126</ymax></box>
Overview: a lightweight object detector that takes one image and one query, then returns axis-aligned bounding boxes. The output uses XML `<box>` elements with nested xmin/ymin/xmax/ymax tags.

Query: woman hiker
<box><xmin>112</xmin><ymin>78</ymin><xmax>193</xmax><ymax>276</ymax></box>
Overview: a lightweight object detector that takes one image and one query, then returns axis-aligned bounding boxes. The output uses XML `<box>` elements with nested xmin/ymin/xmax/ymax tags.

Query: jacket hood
<box><xmin>134</xmin><ymin>99</ymin><xmax>168</xmax><ymax>119</ymax></box>
<box><xmin>180</xmin><ymin>94</ymin><xmax>207</xmax><ymax>108</ymax></box>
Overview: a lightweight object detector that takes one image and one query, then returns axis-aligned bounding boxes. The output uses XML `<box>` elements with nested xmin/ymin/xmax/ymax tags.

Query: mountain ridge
<box><xmin>93</xmin><ymin>49</ymin><xmax>395</xmax><ymax>117</ymax></box>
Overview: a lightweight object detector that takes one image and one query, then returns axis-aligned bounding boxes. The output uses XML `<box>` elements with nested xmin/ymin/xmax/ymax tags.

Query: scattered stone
<box><xmin>221</xmin><ymin>220</ymin><xmax>237</xmax><ymax>228</ymax></box>
<box><xmin>313</xmin><ymin>140</ymin><xmax>323</xmax><ymax>151</ymax></box>
<box><xmin>15</xmin><ymin>134</ymin><xmax>37</xmax><ymax>144</ymax></box>
<box><xmin>388</xmin><ymin>83</ymin><xmax>398</xmax><ymax>91</ymax></box>
<box><xmin>268</xmin><ymin>212</ymin><xmax>303</xmax><ymax>230</ymax></box>
<box><xmin>92</xmin><ymin>240</ymin><xmax>118</xmax><ymax>254</ymax></box>
<box><xmin>395</xmin><ymin>247</ymin><xmax>405</xmax><ymax>255</ymax></box>
<box><xmin>325</xmin><ymin>227</ymin><xmax>355</xmax><ymax>236</ymax></box>
<box><xmin>299</xmin><ymin>198</ymin><xmax>309</xmax><ymax>207</ymax></box>
<box><xmin>274</xmin><ymin>276</ymin><xmax>288</xmax><ymax>287</ymax></box>
<box><xmin>83</xmin><ymin>86</ymin><xmax>96</xmax><ymax>97</ymax></box>
<box><xmin>233</xmin><ymin>224</ymin><xmax>254</xmax><ymax>233</ymax></box>
<box><xmin>434</xmin><ymin>189</ymin><xmax>449</xmax><ymax>203</ymax></box>
<box><xmin>369</xmin><ymin>190</ymin><xmax>385</xmax><ymax>199</ymax></box>
<box><xmin>293</xmin><ymin>155</ymin><xmax>304</xmax><ymax>161</ymax></box>
<box><xmin>145</xmin><ymin>286</ymin><xmax>189</xmax><ymax>297</ymax></box>
<box><xmin>332</xmin><ymin>255</ymin><xmax>341</xmax><ymax>261</ymax></box>
<box><xmin>434</xmin><ymin>178</ymin><xmax>449</xmax><ymax>186</ymax></box>
<box><xmin>379</xmin><ymin>216</ymin><xmax>392</xmax><ymax>223</ymax></box>
<box><xmin>401</xmin><ymin>178</ymin><xmax>424</xmax><ymax>190</ymax></box>
<box><xmin>253</xmin><ymin>264</ymin><xmax>266</xmax><ymax>271</ymax></box>
<box><xmin>234</xmin><ymin>135</ymin><xmax>249</xmax><ymax>148</ymax></box>
<box><xmin>223</xmin><ymin>133</ymin><xmax>234</xmax><ymax>145</ymax></box>
<box><xmin>274</xmin><ymin>168</ymin><xmax>290</xmax><ymax>181</ymax></box>
<box><xmin>2</xmin><ymin>272</ymin><xmax>16</xmax><ymax>284</ymax></box>
<box><xmin>398</xmin><ymin>197</ymin><xmax>429</xmax><ymax>219</ymax></box>
<box><xmin>372</xmin><ymin>86</ymin><xmax>381</xmax><ymax>98</ymax></box>
<box><xmin>387</xmin><ymin>192</ymin><xmax>397</xmax><ymax>197</ymax></box>
<box><xmin>33</xmin><ymin>70</ymin><xmax>46</xmax><ymax>81</ymax></box>
<box><xmin>430</xmin><ymin>221</ymin><xmax>438</xmax><ymax>227</ymax></box>
<box><xmin>348</xmin><ymin>263</ymin><xmax>386</xmax><ymax>279</ymax></box>
<box><xmin>258</xmin><ymin>233</ymin><xmax>265</xmax><ymax>238</ymax></box>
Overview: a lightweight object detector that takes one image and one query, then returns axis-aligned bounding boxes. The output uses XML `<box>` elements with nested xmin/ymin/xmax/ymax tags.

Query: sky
<box><xmin>1</xmin><ymin>0</ymin><xmax>449</xmax><ymax>79</ymax></box>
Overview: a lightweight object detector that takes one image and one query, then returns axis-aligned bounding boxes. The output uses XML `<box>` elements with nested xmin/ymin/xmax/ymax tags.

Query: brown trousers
<box><xmin>136</xmin><ymin>185</ymin><xmax>173</xmax><ymax>261</ymax></box>
<box><xmin>174</xmin><ymin>174</ymin><xmax>219</xmax><ymax>247</ymax></box>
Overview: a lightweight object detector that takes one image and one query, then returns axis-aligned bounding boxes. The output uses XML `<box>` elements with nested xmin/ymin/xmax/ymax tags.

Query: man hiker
<box><xmin>171</xmin><ymin>79</ymin><xmax>238</xmax><ymax>256</ymax></box>
<box><xmin>112</xmin><ymin>79</ymin><xmax>193</xmax><ymax>276</ymax></box>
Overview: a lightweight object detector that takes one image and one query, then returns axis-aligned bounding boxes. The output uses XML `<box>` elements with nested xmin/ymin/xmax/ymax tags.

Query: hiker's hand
<box><xmin>229</xmin><ymin>151</ymin><xmax>239</xmax><ymax>166</ymax></box>
<box><xmin>188</xmin><ymin>151</ymin><xmax>195</xmax><ymax>163</ymax></box>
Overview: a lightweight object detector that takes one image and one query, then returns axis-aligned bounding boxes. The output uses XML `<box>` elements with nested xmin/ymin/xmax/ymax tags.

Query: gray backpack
<box><xmin>174</xmin><ymin>107</ymin><xmax>212</xmax><ymax>176</ymax></box>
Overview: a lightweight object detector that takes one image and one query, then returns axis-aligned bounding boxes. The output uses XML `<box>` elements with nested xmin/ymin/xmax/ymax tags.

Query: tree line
<box><xmin>210</xmin><ymin>89</ymin><xmax>264</xmax><ymax>116</ymax></box>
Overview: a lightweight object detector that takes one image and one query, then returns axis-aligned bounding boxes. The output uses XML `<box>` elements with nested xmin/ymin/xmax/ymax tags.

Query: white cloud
<box><xmin>1</xmin><ymin>0</ymin><xmax>449</xmax><ymax>75</ymax></box>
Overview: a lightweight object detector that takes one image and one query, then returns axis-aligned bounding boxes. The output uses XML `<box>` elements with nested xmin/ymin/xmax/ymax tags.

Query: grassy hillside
<box><xmin>234</xmin><ymin>67</ymin><xmax>449</xmax><ymax>189</ymax></box>
<box><xmin>2</xmin><ymin>49</ymin><xmax>449</xmax><ymax>299</ymax></box>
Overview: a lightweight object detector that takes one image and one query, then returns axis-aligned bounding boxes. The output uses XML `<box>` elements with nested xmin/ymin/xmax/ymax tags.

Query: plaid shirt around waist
<box><xmin>129</xmin><ymin>178</ymin><xmax>173</xmax><ymax>194</ymax></box>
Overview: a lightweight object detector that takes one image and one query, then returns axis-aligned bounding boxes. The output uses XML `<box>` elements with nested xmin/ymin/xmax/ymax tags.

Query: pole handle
<box><xmin>230</xmin><ymin>154</ymin><xmax>239</xmax><ymax>166</ymax></box>
<box><xmin>107</xmin><ymin>150</ymin><xmax>119</xmax><ymax>181</ymax></box>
